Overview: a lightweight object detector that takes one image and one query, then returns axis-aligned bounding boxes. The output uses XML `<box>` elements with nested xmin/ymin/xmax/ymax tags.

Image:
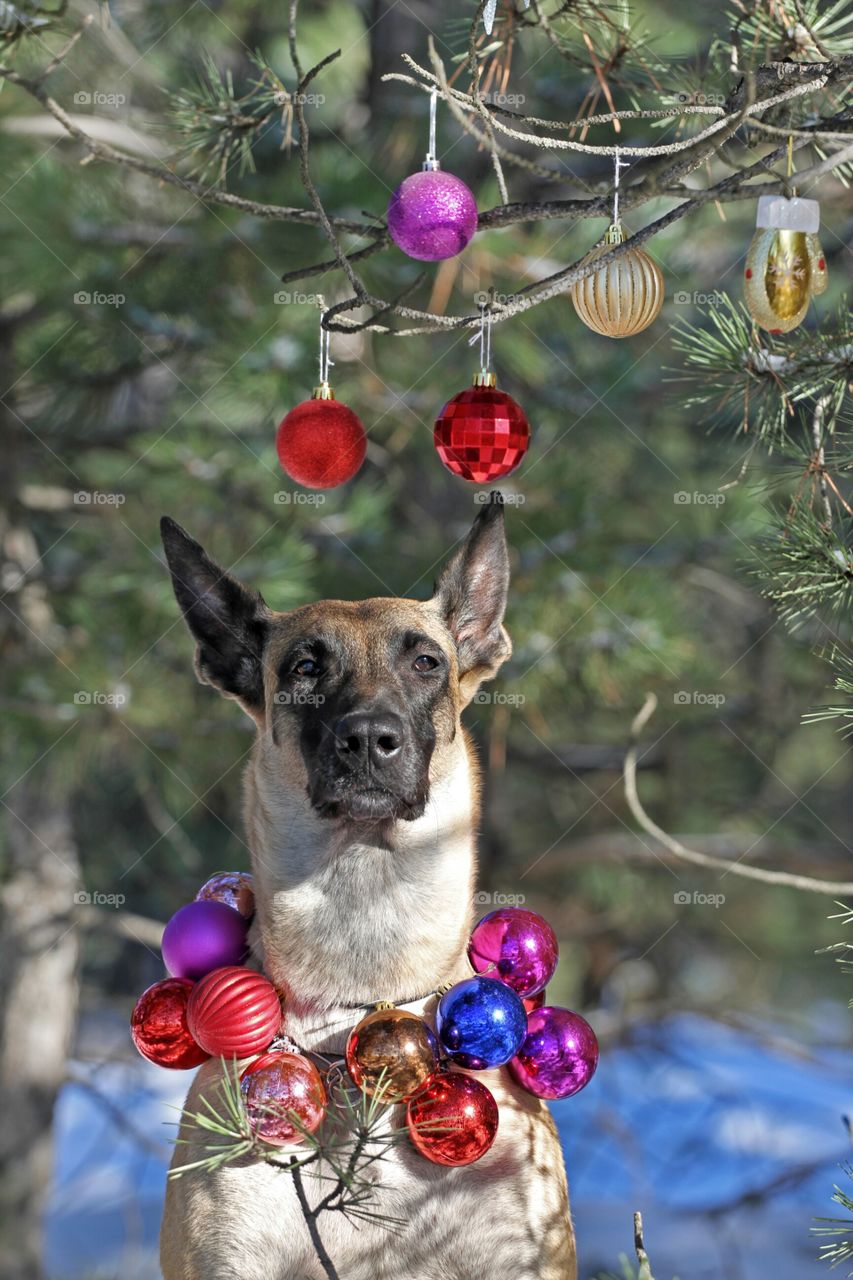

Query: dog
<box><xmin>158</xmin><ymin>495</ymin><xmax>576</xmax><ymax>1280</ymax></box>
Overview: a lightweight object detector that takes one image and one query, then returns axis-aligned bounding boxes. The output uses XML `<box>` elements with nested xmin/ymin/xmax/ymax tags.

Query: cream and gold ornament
<box><xmin>744</xmin><ymin>194</ymin><xmax>827</xmax><ymax>334</ymax></box>
<box><xmin>570</xmin><ymin>151</ymin><xmax>664</xmax><ymax>339</ymax></box>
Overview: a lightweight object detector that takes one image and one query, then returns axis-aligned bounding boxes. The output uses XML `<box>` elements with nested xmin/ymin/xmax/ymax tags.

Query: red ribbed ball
<box><xmin>187</xmin><ymin>966</ymin><xmax>282</xmax><ymax>1058</ymax></box>
<box><xmin>131</xmin><ymin>978</ymin><xmax>210</xmax><ymax>1070</ymax></box>
<box><xmin>434</xmin><ymin>385</ymin><xmax>530</xmax><ymax>483</ymax></box>
<box><xmin>276</xmin><ymin>396</ymin><xmax>366</xmax><ymax>489</ymax></box>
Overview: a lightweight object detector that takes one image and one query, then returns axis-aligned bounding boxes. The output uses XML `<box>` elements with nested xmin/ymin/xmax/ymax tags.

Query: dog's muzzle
<box><xmin>306</xmin><ymin>709</ymin><xmax>430</xmax><ymax>823</ymax></box>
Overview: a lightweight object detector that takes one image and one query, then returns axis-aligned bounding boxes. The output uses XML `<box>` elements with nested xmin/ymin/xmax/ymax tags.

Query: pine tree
<box><xmin>2</xmin><ymin>1</ymin><xmax>853</xmax><ymax>1276</ymax></box>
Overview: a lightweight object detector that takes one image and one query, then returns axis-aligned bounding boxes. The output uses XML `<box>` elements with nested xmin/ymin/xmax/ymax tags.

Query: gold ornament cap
<box><xmin>473</xmin><ymin>370</ymin><xmax>497</xmax><ymax>388</ymax></box>
<box><xmin>603</xmin><ymin>223</ymin><xmax>626</xmax><ymax>246</ymax></box>
<box><xmin>311</xmin><ymin>382</ymin><xmax>336</xmax><ymax>401</ymax></box>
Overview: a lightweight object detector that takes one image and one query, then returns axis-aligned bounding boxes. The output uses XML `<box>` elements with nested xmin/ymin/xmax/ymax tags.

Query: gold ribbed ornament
<box><xmin>571</xmin><ymin>224</ymin><xmax>664</xmax><ymax>338</ymax></box>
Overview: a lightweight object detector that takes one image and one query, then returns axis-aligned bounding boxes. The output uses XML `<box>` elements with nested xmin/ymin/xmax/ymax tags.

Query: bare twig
<box><xmin>624</xmin><ymin>694</ymin><xmax>853</xmax><ymax>896</ymax></box>
<box><xmin>289</xmin><ymin>1158</ymin><xmax>340</xmax><ymax>1280</ymax></box>
<box><xmin>634</xmin><ymin>1211</ymin><xmax>655</xmax><ymax>1280</ymax></box>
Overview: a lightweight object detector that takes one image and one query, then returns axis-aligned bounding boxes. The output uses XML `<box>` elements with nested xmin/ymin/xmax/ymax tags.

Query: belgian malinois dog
<box><xmin>159</xmin><ymin>495</ymin><xmax>576</xmax><ymax>1280</ymax></box>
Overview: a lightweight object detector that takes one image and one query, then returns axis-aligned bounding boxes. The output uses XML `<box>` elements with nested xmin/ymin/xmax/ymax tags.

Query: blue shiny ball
<box><xmin>436</xmin><ymin>976</ymin><xmax>528</xmax><ymax>1069</ymax></box>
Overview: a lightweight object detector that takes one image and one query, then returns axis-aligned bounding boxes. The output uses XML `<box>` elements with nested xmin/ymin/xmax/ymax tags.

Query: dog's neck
<box><xmin>243</xmin><ymin>730</ymin><xmax>478</xmax><ymax>1051</ymax></box>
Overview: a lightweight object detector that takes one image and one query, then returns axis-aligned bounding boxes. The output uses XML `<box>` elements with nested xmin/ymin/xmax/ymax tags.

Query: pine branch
<box><xmin>754</xmin><ymin>507</ymin><xmax>853</xmax><ymax>631</ymax></box>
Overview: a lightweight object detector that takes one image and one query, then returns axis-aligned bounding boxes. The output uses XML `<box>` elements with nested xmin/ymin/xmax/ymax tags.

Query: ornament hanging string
<box><xmin>318</xmin><ymin>309</ymin><xmax>333</xmax><ymax>390</ymax></box>
<box><xmin>469</xmin><ymin>303</ymin><xmax>492</xmax><ymax>378</ymax></box>
<box><xmin>424</xmin><ymin>88</ymin><xmax>439</xmax><ymax>169</ymax></box>
<box><xmin>612</xmin><ymin>147</ymin><xmax>629</xmax><ymax>228</ymax></box>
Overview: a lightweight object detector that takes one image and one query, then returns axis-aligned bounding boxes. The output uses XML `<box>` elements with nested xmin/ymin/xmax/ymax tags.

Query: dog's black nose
<box><xmin>333</xmin><ymin>711</ymin><xmax>405</xmax><ymax>768</ymax></box>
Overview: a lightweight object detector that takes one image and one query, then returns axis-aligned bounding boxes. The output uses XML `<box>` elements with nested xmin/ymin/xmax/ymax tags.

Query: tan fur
<box><xmin>159</xmin><ymin>515</ymin><xmax>577</xmax><ymax>1280</ymax></box>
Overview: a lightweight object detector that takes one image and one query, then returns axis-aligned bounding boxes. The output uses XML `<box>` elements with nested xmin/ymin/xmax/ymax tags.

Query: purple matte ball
<box><xmin>387</xmin><ymin>170</ymin><xmax>478</xmax><ymax>262</ymax></box>
<box><xmin>468</xmin><ymin>907</ymin><xmax>558</xmax><ymax>997</ymax></box>
<box><xmin>162</xmin><ymin>900</ymin><xmax>249</xmax><ymax>980</ymax></box>
<box><xmin>508</xmin><ymin>1006</ymin><xmax>599</xmax><ymax>1100</ymax></box>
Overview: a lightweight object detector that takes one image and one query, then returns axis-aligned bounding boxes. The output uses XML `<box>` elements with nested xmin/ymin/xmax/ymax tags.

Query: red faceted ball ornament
<box><xmin>187</xmin><ymin>966</ymin><xmax>282</xmax><ymax>1058</ymax></box>
<box><xmin>130</xmin><ymin>978</ymin><xmax>210</xmax><ymax>1070</ymax></box>
<box><xmin>406</xmin><ymin>1070</ymin><xmax>499</xmax><ymax>1167</ymax></box>
<box><xmin>434</xmin><ymin>375</ymin><xmax>530</xmax><ymax>483</ymax></box>
<box><xmin>276</xmin><ymin>386</ymin><xmax>366</xmax><ymax>490</ymax></box>
<box><xmin>240</xmin><ymin>1051</ymin><xmax>328</xmax><ymax>1146</ymax></box>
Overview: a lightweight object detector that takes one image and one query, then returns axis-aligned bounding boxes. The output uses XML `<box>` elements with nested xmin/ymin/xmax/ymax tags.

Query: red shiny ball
<box><xmin>406</xmin><ymin>1071</ymin><xmax>499</xmax><ymax>1166</ymax></box>
<box><xmin>434</xmin><ymin>385</ymin><xmax>530</xmax><ymax>483</ymax></box>
<box><xmin>276</xmin><ymin>397</ymin><xmax>366</xmax><ymax>489</ymax></box>
<box><xmin>187</xmin><ymin>966</ymin><xmax>282</xmax><ymax>1058</ymax></box>
<box><xmin>240</xmin><ymin>1051</ymin><xmax>328</xmax><ymax>1146</ymax></box>
<box><xmin>130</xmin><ymin>978</ymin><xmax>210</xmax><ymax>1070</ymax></box>
<box><xmin>523</xmin><ymin>990</ymin><xmax>546</xmax><ymax>1014</ymax></box>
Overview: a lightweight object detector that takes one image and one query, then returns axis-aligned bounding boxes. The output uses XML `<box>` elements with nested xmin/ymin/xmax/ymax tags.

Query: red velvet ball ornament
<box><xmin>187</xmin><ymin>966</ymin><xmax>282</xmax><ymax>1058</ymax></box>
<box><xmin>434</xmin><ymin>375</ymin><xmax>530</xmax><ymax>483</ymax></box>
<box><xmin>406</xmin><ymin>1070</ymin><xmax>499</xmax><ymax>1167</ymax></box>
<box><xmin>276</xmin><ymin>387</ymin><xmax>366</xmax><ymax>490</ymax></box>
<box><xmin>240</xmin><ymin>1050</ymin><xmax>328</xmax><ymax>1146</ymax></box>
<box><xmin>130</xmin><ymin>978</ymin><xmax>210</xmax><ymax>1070</ymax></box>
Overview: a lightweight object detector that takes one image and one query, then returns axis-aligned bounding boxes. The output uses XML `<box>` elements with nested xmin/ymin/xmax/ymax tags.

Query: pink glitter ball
<box><xmin>388</xmin><ymin>169</ymin><xmax>478</xmax><ymax>262</ymax></box>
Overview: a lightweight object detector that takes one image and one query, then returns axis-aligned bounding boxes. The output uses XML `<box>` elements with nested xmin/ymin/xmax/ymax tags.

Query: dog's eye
<box><xmin>413</xmin><ymin>654</ymin><xmax>439</xmax><ymax>673</ymax></box>
<box><xmin>293</xmin><ymin>658</ymin><xmax>320</xmax><ymax>677</ymax></box>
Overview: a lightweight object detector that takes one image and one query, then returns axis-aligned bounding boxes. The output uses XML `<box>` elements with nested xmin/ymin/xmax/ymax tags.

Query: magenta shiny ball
<box><xmin>388</xmin><ymin>170</ymin><xmax>478</xmax><ymax>262</ymax></box>
<box><xmin>161</xmin><ymin>900</ymin><xmax>249</xmax><ymax>981</ymax></box>
<box><xmin>468</xmin><ymin>907</ymin><xmax>558</xmax><ymax>998</ymax></box>
<box><xmin>509</xmin><ymin>1006</ymin><xmax>599</xmax><ymax>1100</ymax></box>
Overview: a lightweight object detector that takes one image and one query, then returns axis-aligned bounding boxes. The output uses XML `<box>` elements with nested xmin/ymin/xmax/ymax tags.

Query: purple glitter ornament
<box><xmin>468</xmin><ymin>907</ymin><xmax>558</xmax><ymax>998</ymax></box>
<box><xmin>388</xmin><ymin>169</ymin><xmax>478</xmax><ymax>262</ymax></box>
<box><xmin>161</xmin><ymin>900</ymin><xmax>249</xmax><ymax>981</ymax></box>
<box><xmin>508</xmin><ymin>1006</ymin><xmax>599</xmax><ymax>1100</ymax></box>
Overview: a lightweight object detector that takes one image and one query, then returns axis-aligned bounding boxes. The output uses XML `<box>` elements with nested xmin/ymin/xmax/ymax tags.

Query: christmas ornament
<box><xmin>187</xmin><ymin>966</ymin><xmax>282</xmax><ymax>1058</ymax></box>
<box><xmin>468</xmin><ymin>907</ymin><xmax>558</xmax><ymax>998</ymax></box>
<box><xmin>387</xmin><ymin>90</ymin><xmax>477</xmax><ymax>262</ymax></box>
<box><xmin>345</xmin><ymin>1006</ymin><xmax>438</xmax><ymax>1102</ymax></box>
<box><xmin>483</xmin><ymin>0</ymin><xmax>529</xmax><ymax>36</ymax></box>
<box><xmin>434</xmin><ymin>309</ymin><xmax>530</xmax><ymax>483</ymax></box>
<box><xmin>406</xmin><ymin>1070</ymin><xmax>499</xmax><ymax>1166</ymax></box>
<box><xmin>161</xmin><ymin>900</ymin><xmax>249</xmax><ymax>980</ymax></box>
<box><xmin>130</xmin><ymin>978</ymin><xmax>210</xmax><ymax>1070</ymax></box>
<box><xmin>276</xmin><ymin>315</ymin><xmax>366</xmax><ymax>489</ymax></box>
<box><xmin>744</xmin><ymin>194</ymin><xmax>826</xmax><ymax>334</ymax></box>
<box><xmin>571</xmin><ymin>150</ymin><xmax>664</xmax><ymax>339</ymax></box>
<box><xmin>571</xmin><ymin>223</ymin><xmax>664</xmax><ymax>337</ymax></box>
<box><xmin>436</xmin><ymin>975</ymin><xmax>527</xmax><ymax>1069</ymax></box>
<box><xmin>240</xmin><ymin>1050</ymin><xmax>327</xmax><ymax>1146</ymax></box>
<box><xmin>509</xmin><ymin>1005</ymin><xmax>599</xmax><ymax>1100</ymax></box>
<box><xmin>196</xmin><ymin>871</ymin><xmax>255</xmax><ymax>920</ymax></box>
<box><xmin>523</xmin><ymin>990</ymin><xmax>546</xmax><ymax>1014</ymax></box>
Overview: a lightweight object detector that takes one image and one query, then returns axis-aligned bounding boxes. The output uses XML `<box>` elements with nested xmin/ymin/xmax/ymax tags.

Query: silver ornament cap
<box><xmin>755</xmin><ymin>195</ymin><xmax>820</xmax><ymax>234</ymax></box>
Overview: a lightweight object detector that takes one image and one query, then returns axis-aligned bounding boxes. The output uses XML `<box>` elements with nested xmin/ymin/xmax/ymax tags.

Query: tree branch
<box><xmin>624</xmin><ymin>694</ymin><xmax>853</xmax><ymax>896</ymax></box>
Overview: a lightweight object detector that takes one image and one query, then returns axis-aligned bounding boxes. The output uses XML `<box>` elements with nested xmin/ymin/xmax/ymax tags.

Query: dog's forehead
<box><xmin>265</xmin><ymin>597</ymin><xmax>450</xmax><ymax>660</ymax></box>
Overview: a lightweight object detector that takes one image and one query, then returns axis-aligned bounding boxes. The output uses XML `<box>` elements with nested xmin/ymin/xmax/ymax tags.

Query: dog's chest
<box><xmin>163</xmin><ymin>1059</ymin><xmax>574</xmax><ymax>1280</ymax></box>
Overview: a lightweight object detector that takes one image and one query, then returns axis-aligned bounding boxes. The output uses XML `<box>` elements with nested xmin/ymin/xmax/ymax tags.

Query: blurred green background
<box><xmin>1</xmin><ymin>2</ymin><xmax>852</xmax><ymax>1278</ymax></box>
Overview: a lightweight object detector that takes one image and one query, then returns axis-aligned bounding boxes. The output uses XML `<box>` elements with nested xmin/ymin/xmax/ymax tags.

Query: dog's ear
<box><xmin>431</xmin><ymin>493</ymin><xmax>511</xmax><ymax>703</ymax></box>
<box><xmin>160</xmin><ymin>517</ymin><xmax>270</xmax><ymax>720</ymax></box>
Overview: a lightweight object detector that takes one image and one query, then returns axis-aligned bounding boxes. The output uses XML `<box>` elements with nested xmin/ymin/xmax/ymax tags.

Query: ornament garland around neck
<box><xmin>132</xmin><ymin>872</ymin><xmax>599</xmax><ymax>1167</ymax></box>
